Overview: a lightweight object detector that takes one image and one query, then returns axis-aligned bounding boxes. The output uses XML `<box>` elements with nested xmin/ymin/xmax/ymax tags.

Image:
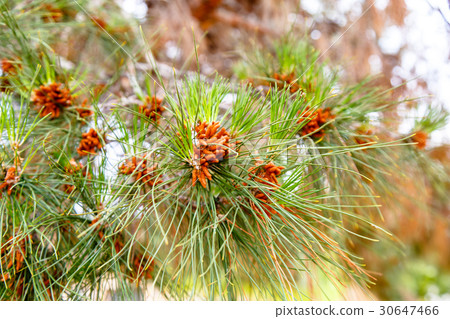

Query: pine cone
<box><xmin>273</xmin><ymin>72</ymin><xmax>303</xmax><ymax>94</ymax></box>
<box><xmin>138</xmin><ymin>96</ymin><xmax>165</xmax><ymax>124</ymax></box>
<box><xmin>192</xmin><ymin>121</ymin><xmax>232</xmax><ymax>188</ymax></box>
<box><xmin>91</xmin><ymin>16</ymin><xmax>108</xmax><ymax>30</ymax></box>
<box><xmin>76</xmin><ymin>99</ymin><xmax>93</xmax><ymax>118</ymax></box>
<box><xmin>62</xmin><ymin>159</ymin><xmax>85</xmax><ymax>193</ymax></box>
<box><xmin>31</xmin><ymin>83</ymin><xmax>73</xmax><ymax>119</ymax></box>
<box><xmin>130</xmin><ymin>253</ymin><xmax>154</xmax><ymax>282</ymax></box>
<box><xmin>0</xmin><ymin>167</ymin><xmax>20</xmax><ymax>196</ymax></box>
<box><xmin>1</xmin><ymin>58</ymin><xmax>17</xmax><ymax>75</ymax></box>
<box><xmin>0</xmin><ymin>235</ymin><xmax>29</xmax><ymax>286</ymax></box>
<box><xmin>42</xmin><ymin>4</ymin><xmax>64</xmax><ymax>23</ymax></box>
<box><xmin>119</xmin><ymin>154</ymin><xmax>162</xmax><ymax>187</ymax></box>
<box><xmin>245</xmin><ymin>160</ymin><xmax>285</xmax><ymax>219</ymax></box>
<box><xmin>298</xmin><ymin>107</ymin><xmax>334</xmax><ymax>139</ymax></box>
<box><xmin>77</xmin><ymin>128</ymin><xmax>102</xmax><ymax>156</ymax></box>
<box><xmin>411</xmin><ymin>131</ymin><xmax>428</xmax><ymax>149</ymax></box>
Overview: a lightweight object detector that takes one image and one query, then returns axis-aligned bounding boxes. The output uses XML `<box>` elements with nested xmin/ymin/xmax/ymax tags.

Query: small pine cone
<box><xmin>91</xmin><ymin>16</ymin><xmax>108</xmax><ymax>29</ymax></box>
<box><xmin>191</xmin><ymin>121</ymin><xmax>233</xmax><ymax>188</ymax></box>
<box><xmin>138</xmin><ymin>96</ymin><xmax>165</xmax><ymax>124</ymax></box>
<box><xmin>412</xmin><ymin>131</ymin><xmax>428</xmax><ymax>149</ymax></box>
<box><xmin>120</xmin><ymin>154</ymin><xmax>162</xmax><ymax>187</ymax></box>
<box><xmin>0</xmin><ymin>235</ymin><xmax>28</xmax><ymax>285</ymax></box>
<box><xmin>42</xmin><ymin>4</ymin><xmax>64</xmax><ymax>22</ymax></box>
<box><xmin>355</xmin><ymin>129</ymin><xmax>374</xmax><ymax>145</ymax></box>
<box><xmin>62</xmin><ymin>184</ymin><xmax>75</xmax><ymax>194</ymax></box>
<box><xmin>65</xmin><ymin>158</ymin><xmax>83</xmax><ymax>174</ymax></box>
<box><xmin>1</xmin><ymin>58</ymin><xmax>17</xmax><ymax>75</ymax></box>
<box><xmin>247</xmin><ymin>160</ymin><xmax>285</xmax><ymax>219</ymax></box>
<box><xmin>130</xmin><ymin>253</ymin><xmax>154</xmax><ymax>282</ymax></box>
<box><xmin>76</xmin><ymin>99</ymin><xmax>93</xmax><ymax>118</ymax></box>
<box><xmin>77</xmin><ymin>128</ymin><xmax>102</xmax><ymax>156</ymax></box>
<box><xmin>298</xmin><ymin>107</ymin><xmax>334</xmax><ymax>139</ymax></box>
<box><xmin>272</xmin><ymin>72</ymin><xmax>303</xmax><ymax>94</ymax></box>
<box><xmin>0</xmin><ymin>167</ymin><xmax>20</xmax><ymax>196</ymax></box>
<box><xmin>31</xmin><ymin>83</ymin><xmax>73</xmax><ymax>119</ymax></box>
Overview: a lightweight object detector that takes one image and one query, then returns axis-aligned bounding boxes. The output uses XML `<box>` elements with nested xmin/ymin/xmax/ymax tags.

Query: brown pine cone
<box><xmin>411</xmin><ymin>131</ymin><xmax>428</xmax><ymax>149</ymax></box>
<box><xmin>0</xmin><ymin>167</ymin><xmax>20</xmax><ymax>196</ymax></box>
<box><xmin>245</xmin><ymin>160</ymin><xmax>285</xmax><ymax>219</ymax></box>
<box><xmin>298</xmin><ymin>107</ymin><xmax>334</xmax><ymax>139</ymax></box>
<box><xmin>77</xmin><ymin>128</ymin><xmax>102</xmax><ymax>156</ymax></box>
<box><xmin>192</xmin><ymin>121</ymin><xmax>233</xmax><ymax>188</ymax></box>
<box><xmin>138</xmin><ymin>96</ymin><xmax>165</xmax><ymax>124</ymax></box>
<box><xmin>119</xmin><ymin>154</ymin><xmax>162</xmax><ymax>187</ymax></box>
<box><xmin>31</xmin><ymin>83</ymin><xmax>73</xmax><ymax>119</ymax></box>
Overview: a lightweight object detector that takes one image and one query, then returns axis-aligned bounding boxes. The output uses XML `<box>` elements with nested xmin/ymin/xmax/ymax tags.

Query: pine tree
<box><xmin>0</xmin><ymin>1</ymin><xmax>448</xmax><ymax>301</ymax></box>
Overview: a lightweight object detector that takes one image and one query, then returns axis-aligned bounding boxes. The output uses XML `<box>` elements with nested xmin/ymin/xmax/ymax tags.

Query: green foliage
<box><xmin>0</xmin><ymin>1</ymin><xmax>448</xmax><ymax>301</ymax></box>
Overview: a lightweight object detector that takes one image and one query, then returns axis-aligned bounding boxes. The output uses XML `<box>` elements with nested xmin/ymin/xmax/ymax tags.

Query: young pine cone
<box><xmin>411</xmin><ymin>131</ymin><xmax>428</xmax><ymax>149</ymax></box>
<box><xmin>273</xmin><ymin>73</ymin><xmax>302</xmax><ymax>94</ymax></box>
<box><xmin>76</xmin><ymin>99</ymin><xmax>93</xmax><ymax>118</ymax></box>
<box><xmin>130</xmin><ymin>253</ymin><xmax>154</xmax><ymax>282</ymax></box>
<box><xmin>77</xmin><ymin>128</ymin><xmax>102</xmax><ymax>156</ymax></box>
<box><xmin>91</xmin><ymin>16</ymin><xmax>108</xmax><ymax>30</ymax></box>
<box><xmin>138</xmin><ymin>96</ymin><xmax>165</xmax><ymax>124</ymax></box>
<box><xmin>31</xmin><ymin>83</ymin><xmax>73</xmax><ymax>119</ymax></box>
<box><xmin>298</xmin><ymin>107</ymin><xmax>334</xmax><ymax>139</ymax></box>
<box><xmin>192</xmin><ymin>121</ymin><xmax>232</xmax><ymax>188</ymax></box>
<box><xmin>0</xmin><ymin>167</ymin><xmax>20</xmax><ymax>196</ymax></box>
<box><xmin>89</xmin><ymin>215</ymin><xmax>125</xmax><ymax>254</ymax></box>
<box><xmin>62</xmin><ymin>159</ymin><xmax>87</xmax><ymax>194</ymax></box>
<box><xmin>1</xmin><ymin>58</ymin><xmax>17</xmax><ymax>75</ymax></box>
<box><xmin>42</xmin><ymin>4</ymin><xmax>64</xmax><ymax>23</ymax></box>
<box><xmin>245</xmin><ymin>160</ymin><xmax>285</xmax><ymax>219</ymax></box>
<box><xmin>119</xmin><ymin>155</ymin><xmax>162</xmax><ymax>187</ymax></box>
<box><xmin>0</xmin><ymin>236</ymin><xmax>28</xmax><ymax>284</ymax></box>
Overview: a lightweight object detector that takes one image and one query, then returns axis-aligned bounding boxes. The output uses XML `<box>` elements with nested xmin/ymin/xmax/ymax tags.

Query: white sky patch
<box><xmin>288</xmin><ymin>13</ymin><xmax>304</xmax><ymax>24</ymax></box>
<box><xmin>301</xmin><ymin>2</ymin><xmax>324</xmax><ymax>16</ymax></box>
<box><xmin>222</xmin><ymin>93</ymin><xmax>236</xmax><ymax>105</ymax></box>
<box><xmin>368</xmin><ymin>54</ymin><xmax>382</xmax><ymax>74</ymax></box>
<box><xmin>165</xmin><ymin>41</ymin><xmax>182</xmax><ymax>60</ymax></box>
<box><xmin>311</xmin><ymin>29</ymin><xmax>322</xmax><ymax>40</ymax></box>
<box><xmin>100</xmin><ymin>142</ymin><xmax>125</xmax><ymax>180</ymax></box>
<box><xmin>73</xmin><ymin>202</ymin><xmax>84</xmax><ymax>215</ymax></box>
<box><xmin>118</xmin><ymin>0</ymin><xmax>148</xmax><ymax>20</ymax></box>
<box><xmin>375</xmin><ymin>0</ymin><xmax>389</xmax><ymax>11</ymax></box>
<box><xmin>367</xmin><ymin>111</ymin><xmax>381</xmax><ymax>127</ymax></box>
<box><xmin>398</xmin><ymin>0</ymin><xmax>450</xmax><ymax>144</ymax></box>
<box><xmin>378</xmin><ymin>25</ymin><xmax>403</xmax><ymax>55</ymax></box>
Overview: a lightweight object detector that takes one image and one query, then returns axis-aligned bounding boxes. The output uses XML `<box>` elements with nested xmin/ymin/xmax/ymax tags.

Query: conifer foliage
<box><xmin>0</xmin><ymin>1</ymin><xmax>448</xmax><ymax>300</ymax></box>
